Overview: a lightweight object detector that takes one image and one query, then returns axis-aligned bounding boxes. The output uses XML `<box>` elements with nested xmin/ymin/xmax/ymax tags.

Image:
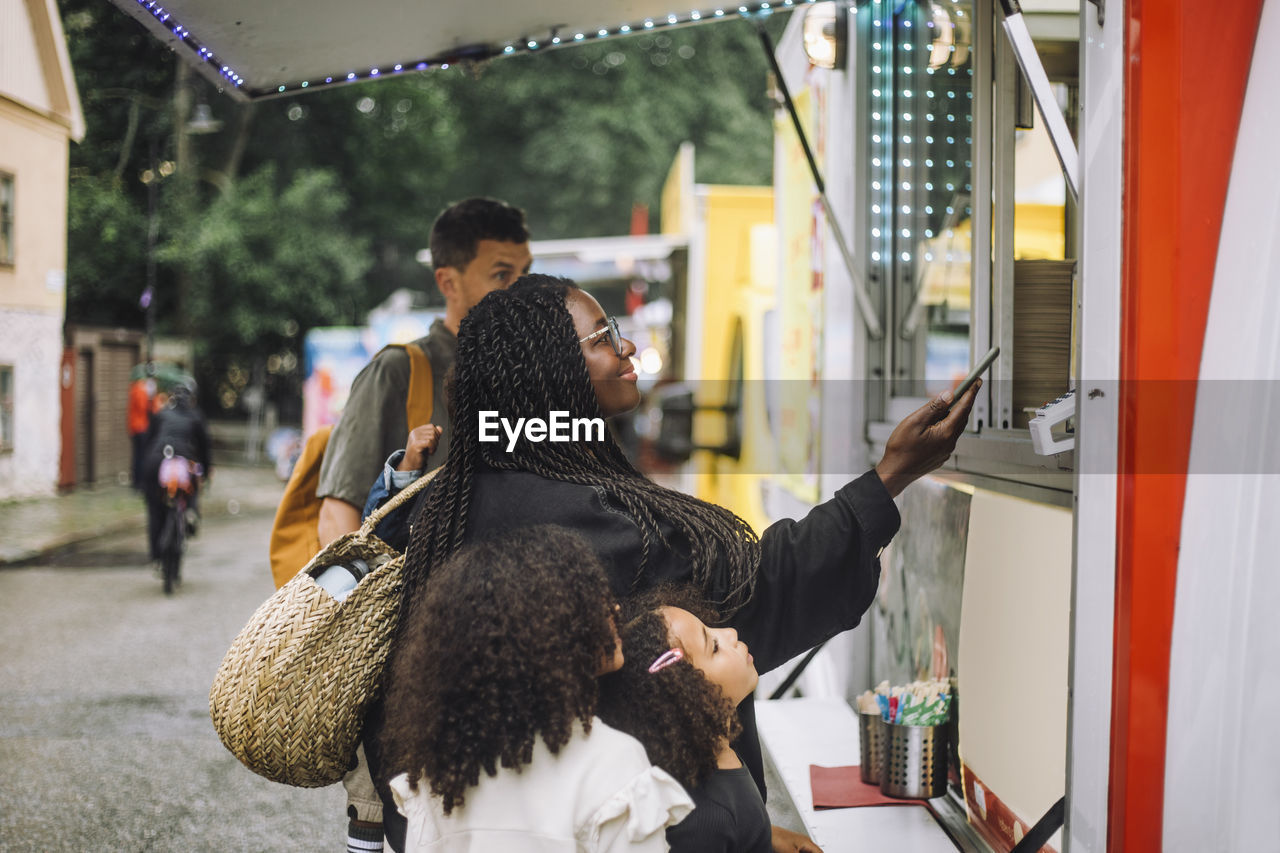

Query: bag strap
<box><xmin>402</xmin><ymin>342</ymin><xmax>433</xmax><ymax>428</ymax></box>
<box><xmin>360</xmin><ymin>465</ymin><xmax>442</xmax><ymax>535</ymax></box>
<box><xmin>371</xmin><ymin>341</ymin><xmax>434</xmax><ymax>429</ymax></box>
<box><xmin>1008</xmin><ymin>796</ymin><xmax>1066</xmax><ymax>853</ymax></box>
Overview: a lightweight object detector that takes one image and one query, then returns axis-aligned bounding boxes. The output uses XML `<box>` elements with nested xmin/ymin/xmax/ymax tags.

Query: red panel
<box><xmin>1111</xmin><ymin>1</ymin><xmax>1264</xmax><ymax>850</ymax></box>
<box><xmin>59</xmin><ymin>348</ymin><xmax>76</xmax><ymax>490</ymax></box>
<box><xmin>963</xmin><ymin>764</ymin><xmax>1058</xmax><ymax>853</ymax></box>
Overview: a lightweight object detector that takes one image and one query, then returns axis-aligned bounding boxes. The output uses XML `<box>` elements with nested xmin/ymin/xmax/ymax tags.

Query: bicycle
<box><xmin>155</xmin><ymin>448</ymin><xmax>202</xmax><ymax>595</ymax></box>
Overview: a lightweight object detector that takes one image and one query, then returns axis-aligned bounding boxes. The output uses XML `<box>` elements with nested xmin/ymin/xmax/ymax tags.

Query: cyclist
<box><xmin>142</xmin><ymin>382</ymin><xmax>212</xmax><ymax>560</ymax></box>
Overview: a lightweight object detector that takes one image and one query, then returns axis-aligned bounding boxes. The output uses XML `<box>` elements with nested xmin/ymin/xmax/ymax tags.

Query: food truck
<box><xmin>108</xmin><ymin>1</ymin><xmax>1278</xmax><ymax>850</ymax></box>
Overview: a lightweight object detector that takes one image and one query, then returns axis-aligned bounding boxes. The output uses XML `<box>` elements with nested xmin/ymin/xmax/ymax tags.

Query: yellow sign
<box><xmin>775</xmin><ymin>87</ymin><xmax>822</xmax><ymax>503</ymax></box>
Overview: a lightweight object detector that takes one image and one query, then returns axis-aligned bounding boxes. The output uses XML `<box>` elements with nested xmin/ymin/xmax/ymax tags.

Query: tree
<box><xmin>65</xmin><ymin>173</ymin><xmax>150</xmax><ymax>327</ymax></box>
<box><xmin>60</xmin><ymin>0</ymin><xmax>174</xmax><ymax>328</ymax></box>
<box><xmin>229</xmin><ymin>16</ymin><xmax>785</xmax><ymax>289</ymax></box>
<box><xmin>59</xmin><ymin>1</ymin><xmax>785</xmax><ymax>417</ymax></box>
<box><xmin>241</xmin><ymin>78</ymin><xmax>465</xmax><ymax>306</ymax></box>
<box><xmin>160</xmin><ymin>165</ymin><xmax>371</xmax><ymax>407</ymax></box>
<box><xmin>401</xmin><ymin>18</ymin><xmax>783</xmax><ymax>238</ymax></box>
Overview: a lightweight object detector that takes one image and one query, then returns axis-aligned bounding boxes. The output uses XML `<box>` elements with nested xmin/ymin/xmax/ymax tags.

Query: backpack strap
<box><xmin>369</xmin><ymin>342</ymin><xmax>433</xmax><ymax>429</ymax></box>
<box><xmin>401</xmin><ymin>342</ymin><xmax>433</xmax><ymax>429</ymax></box>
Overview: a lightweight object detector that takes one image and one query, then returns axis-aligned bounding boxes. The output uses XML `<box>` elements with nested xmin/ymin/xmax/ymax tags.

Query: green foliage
<box><xmin>234</xmin><ymin>17</ymin><xmax>783</xmax><ymax>258</ymax></box>
<box><xmin>60</xmin><ymin>0</ymin><xmax>175</xmax><ymax>188</ymax></box>
<box><xmin>244</xmin><ymin>79</ymin><xmax>465</xmax><ymax>305</ymax></box>
<box><xmin>60</xmin><ymin>0</ymin><xmax>180</xmax><ymax>339</ymax></box>
<box><xmin>162</xmin><ymin>165</ymin><xmax>371</xmax><ymax>357</ymax></box>
<box><xmin>64</xmin><ymin>174</ymin><xmax>149</xmax><ymax>326</ymax></box>
<box><xmin>57</xmin><ymin>1</ymin><xmax>785</xmax><ymax>415</ymax></box>
<box><xmin>402</xmin><ymin>18</ymin><xmax>782</xmax><ymax>239</ymax></box>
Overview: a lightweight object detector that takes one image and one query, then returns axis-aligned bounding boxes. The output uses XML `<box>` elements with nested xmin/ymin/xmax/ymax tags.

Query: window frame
<box><xmin>865</xmin><ymin>0</ymin><xmax>1081</xmax><ymax>502</ymax></box>
<box><xmin>0</xmin><ymin>364</ymin><xmax>14</xmax><ymax>454</ymax></box>
<box><xmin>0</xmin><ymin>172</ymin><xmax>14</xmax><ymax>268</ymax></box>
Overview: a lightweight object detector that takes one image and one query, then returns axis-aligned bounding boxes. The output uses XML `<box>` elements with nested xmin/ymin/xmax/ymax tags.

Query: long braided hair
<box><xmin>401</xmin><ymin>274</ymin><xmax>760</xmax><ymax>613</ymax></box>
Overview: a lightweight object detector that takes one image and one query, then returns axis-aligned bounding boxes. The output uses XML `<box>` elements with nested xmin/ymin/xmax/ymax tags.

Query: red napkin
<box><xmin>809</xmin><ymin>765</ymin><xmax>918</xmax><ymax>809</ymax></box>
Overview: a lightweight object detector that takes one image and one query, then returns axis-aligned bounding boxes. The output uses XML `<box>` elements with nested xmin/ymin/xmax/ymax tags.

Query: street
<box><xmin>0</xmin><ymin>511</ymin><xmax>346</xmax><ymax>851</ymax></box>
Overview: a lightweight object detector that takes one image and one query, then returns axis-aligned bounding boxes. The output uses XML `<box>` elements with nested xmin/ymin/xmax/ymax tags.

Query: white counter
<box><xmin>755</xmin><ymin>697</ymin><xmax>960</xmax><ymax>852</ymax></box>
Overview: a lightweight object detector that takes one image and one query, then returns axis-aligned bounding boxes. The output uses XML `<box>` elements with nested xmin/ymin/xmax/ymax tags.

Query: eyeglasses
<box><xmin>578</xmin><ymin>316</ymin><xmax>624</xmax><ymax>357</ymax></box>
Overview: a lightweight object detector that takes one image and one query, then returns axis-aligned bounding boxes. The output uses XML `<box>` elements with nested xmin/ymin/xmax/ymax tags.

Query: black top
<box><xmin>366</xmin><ymin>464</ymin><xmax>900</xmax><ymax>852</ymax></box>
<box><xmin>142</xmin><ymin>404</ymin><xmax>211</xmax><ymax>478</ymax></box>
<box><xmin>668</xmin><ymin>766</ymin><xmax>772</xmax><ymax>853</ymax></box>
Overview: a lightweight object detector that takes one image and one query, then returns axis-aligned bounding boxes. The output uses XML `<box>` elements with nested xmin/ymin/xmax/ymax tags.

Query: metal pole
<box><xmin>755</xmin><ymin>21</ymin><xmax>884</xmax><ymax>340</ymax></box>
<box><xmin>996</xmin><ymin>0</ymin><xmax>1080</xmax><ymax>200</ymax></box>
<box><xmin>145</xmin><ymin>135</ymin><xmax>158</xmax><ymax>365</ymax></box>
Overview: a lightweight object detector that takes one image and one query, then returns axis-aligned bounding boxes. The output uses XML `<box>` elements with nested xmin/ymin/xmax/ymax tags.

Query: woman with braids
<box><xmin>598</xmin><ymin>586</ymin><xmax>795</xmax><ymax>853</ymax></box>
<box><xmin>381</xmin><ymin>525</ymin><xmax>693</xmax><ymax>851</ymax></box>
<box><xmin>364</xmin><ymin>274</ymin><xmax>979</xmax><ymax>852</ymax></box>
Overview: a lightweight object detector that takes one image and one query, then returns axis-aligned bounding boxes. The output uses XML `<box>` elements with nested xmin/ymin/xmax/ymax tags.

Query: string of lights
<box><xmin>868</xmin><ymin>0</ymin><xmax>973</xmax><ymax>281</ymax></box>
<box><xmin>128</xmin><ymin>0</ymin><xmax>822</xmax><ymax>100</ymax></box>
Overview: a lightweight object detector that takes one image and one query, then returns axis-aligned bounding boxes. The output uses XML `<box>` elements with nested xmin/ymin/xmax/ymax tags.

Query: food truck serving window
<box><xmin>867</xmin><ymin>0</ymin><xmax>1079</xmax><ymax>501</ymax></box>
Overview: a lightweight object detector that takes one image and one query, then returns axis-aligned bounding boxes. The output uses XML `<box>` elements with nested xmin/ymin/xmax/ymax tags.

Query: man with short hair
<box><xmin>314</xmin><ymin>197</ymin><xmax>532</xmax><ymax>852</ymax></box>
<box><xmin>316</xmin><ymin>197</ymin><xmax>532</xmax><ymax>542</ymax></box>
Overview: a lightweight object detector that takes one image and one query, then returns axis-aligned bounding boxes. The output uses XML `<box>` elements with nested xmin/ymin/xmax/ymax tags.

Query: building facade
<box><xmin>0</xmin><ymin>0</ymin><xmax>84</xmax><ymax>499</ymax></box>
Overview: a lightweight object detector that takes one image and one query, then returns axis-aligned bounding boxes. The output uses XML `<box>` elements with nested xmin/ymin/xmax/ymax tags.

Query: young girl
<box><xmin>599</xmin><ymin>588</ymin><xmax>820</xmax><ymax>853</ymax></box>
<box><xmin>378</xmin><ymin>525</ymin><xmax>692</xmax><ymax>852</ymax></box>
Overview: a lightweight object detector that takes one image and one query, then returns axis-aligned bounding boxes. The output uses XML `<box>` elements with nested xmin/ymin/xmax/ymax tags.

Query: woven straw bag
<box><xmin>209</xmin><ymin>467</ymin><xmax>439</xmax><ymax>787</ymax></box>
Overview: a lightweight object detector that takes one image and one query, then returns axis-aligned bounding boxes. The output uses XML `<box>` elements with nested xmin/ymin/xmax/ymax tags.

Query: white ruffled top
<box><xmin>389</xmin><ymin>717</ymin><xmax>694</xmax><ymax>852</ymax></box>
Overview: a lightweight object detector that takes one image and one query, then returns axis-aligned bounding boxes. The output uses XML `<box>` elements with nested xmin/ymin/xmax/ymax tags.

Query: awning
<box><xmin>107</xmin><ymin>0</ymin><xmax>812</xmax><ymax>102</ymax></box>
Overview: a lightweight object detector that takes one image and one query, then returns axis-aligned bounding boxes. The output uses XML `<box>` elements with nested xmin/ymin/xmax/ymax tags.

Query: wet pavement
<box><xmin>0</xmin><ymin>464</ymin><xmax>286</xmax><ymax>566</ymax></box>
<box><xmin>0</xmin><ymin>460</ymin><xmax>808</xmax><ymax>849</ymax></box>
<box><xmin>0</xmin><ymin>511</ymin><xmax>345</xmax><ymax>851</ymax></box>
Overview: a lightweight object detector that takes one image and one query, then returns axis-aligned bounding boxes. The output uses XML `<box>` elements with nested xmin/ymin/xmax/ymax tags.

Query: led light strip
<box><xmin>132</xmin><ymin>0</ymin><xmax>244</xmax><ymax>88</ymax></box>
<box><xmin>130</xmin><ymin>0</ymin><xmax>818</xmax><ymax>99</ymax></box>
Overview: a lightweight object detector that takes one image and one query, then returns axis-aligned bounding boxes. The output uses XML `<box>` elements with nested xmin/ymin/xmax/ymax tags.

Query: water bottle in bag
<box><xmin>313</xmin><ymin>558</ymin><xmax>371</xmax><ymax>602</ymax></box>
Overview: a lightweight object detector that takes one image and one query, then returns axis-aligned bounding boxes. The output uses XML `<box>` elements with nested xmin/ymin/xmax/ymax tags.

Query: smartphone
<box><xmin>950</xmin><ymin>345</ymin><xmax>1000</xmax><ymax>407</ymax></box>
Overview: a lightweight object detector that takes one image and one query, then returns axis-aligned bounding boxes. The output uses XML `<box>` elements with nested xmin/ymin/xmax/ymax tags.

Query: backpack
<box><xmin>268</xmin><ymin>342</ymin><xmax>432</xmax><ymax>588</ymax></box>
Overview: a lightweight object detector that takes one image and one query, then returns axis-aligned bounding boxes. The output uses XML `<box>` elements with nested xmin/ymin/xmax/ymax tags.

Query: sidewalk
<box><xmin>0</xmin><ymin>463</ymin><xmax>286</xmax><ymax>566</ymax></box>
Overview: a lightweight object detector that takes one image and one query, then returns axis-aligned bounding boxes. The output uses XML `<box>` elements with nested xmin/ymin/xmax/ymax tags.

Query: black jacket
<box><xmin>366</xmin><ymin>465</ymin><xmax>900</xmax><ymax>851</ymax></box>
<box><xmin>142</xmin><ymin>404</ymin><xmax>212</xmax><ymax>479</ymax></box>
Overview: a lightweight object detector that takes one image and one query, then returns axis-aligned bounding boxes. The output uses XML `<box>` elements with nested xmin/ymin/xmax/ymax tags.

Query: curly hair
<box><xmin>402</xmin><ymin>274</ymin><xmax>761</xmax><ymax>614</ymax></box>
<box><xmin>596</xmin><ymin>586</ymin><xmax>742</xmax><ymax>790</ymax></box>
<box><xmin>378</xmin><ymin>525</ymin><xmax>618</xmax><ymax>815</ymax></box>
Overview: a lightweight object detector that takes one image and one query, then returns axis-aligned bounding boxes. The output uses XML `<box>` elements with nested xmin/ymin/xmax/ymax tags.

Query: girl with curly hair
<box><xmin>365</xmin><ymin>274</ymin><xmax>977</xmax><ymax>851</ymax></box>
<box><xmin>599</xmin><ymin>587</ymin><xmax>811</xmax><ymax>853</ymax></box>
<box><xmin>381</xmin><ymin>525</ymin><xmax>692</xmax><ymax>852</ymax></box>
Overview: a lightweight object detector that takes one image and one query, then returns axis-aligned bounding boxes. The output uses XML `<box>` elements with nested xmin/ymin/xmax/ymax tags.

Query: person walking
<box><xmin>128</xmin><ymin>366</ymin><xmax>156</xmax><ymax>491</ymax></box>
